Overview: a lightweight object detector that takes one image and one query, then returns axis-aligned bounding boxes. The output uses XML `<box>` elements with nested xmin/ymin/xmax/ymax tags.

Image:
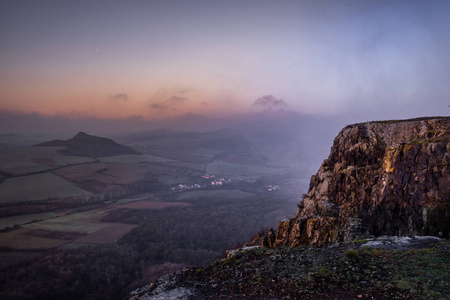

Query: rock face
<box><xmin>259</xmin><ymin>117</ymin><xmax>450</xmax><ymax>247</ymax></box>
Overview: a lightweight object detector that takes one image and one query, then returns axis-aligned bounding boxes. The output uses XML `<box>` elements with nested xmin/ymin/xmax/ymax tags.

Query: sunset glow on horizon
<box><xmin>1</xmin><ymin>0</ymin><xmax>449</xmax><ymax>123</ymax></box>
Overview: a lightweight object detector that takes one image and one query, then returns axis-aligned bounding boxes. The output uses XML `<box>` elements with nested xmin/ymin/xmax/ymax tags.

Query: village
<box><xmin>170</xmin><ymin>173</ymin><xmax>280</xmax><ymax>193</ymax></box>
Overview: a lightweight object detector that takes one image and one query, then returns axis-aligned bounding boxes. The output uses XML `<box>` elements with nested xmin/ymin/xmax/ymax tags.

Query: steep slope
<box><xmin>36</xmin><ymin>131</ymin><xmax>142</xmax><ymax>157</ymax></box>
<box><xmin>258</xmin><ymin>117</ymin><xmax>450</xmax><ymax>247</ymax></box>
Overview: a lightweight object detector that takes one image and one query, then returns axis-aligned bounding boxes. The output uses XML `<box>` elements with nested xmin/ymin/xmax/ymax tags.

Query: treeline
<box><xmin>107</xmin><ymin>194</ymin><xmax>292</xmax><ymax>265</ymax></box>
<box><xmin>0</xmin><ymin>244</ymin><xmax>146</xmax><ymax>299</ymax></box>
<box><xmin>0</xmin><ymin>245</ymin><xmax>184</xmax><ymax>300</ymax></box>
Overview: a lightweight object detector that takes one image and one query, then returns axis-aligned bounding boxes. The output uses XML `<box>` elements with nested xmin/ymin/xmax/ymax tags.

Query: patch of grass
<box><xmin>182</xmin><ymin>241</ymin><xmax>450</xmax><ymax>299</ymax></box>
<box><xmin>350</xmin><ymin>239</ymin><xmax>368</xmax><ymax>244</ymax></box>
<box><xmin>344</xmin><ymin>249</ymin><xmax>358</xmax><ymax>259</ymax></box>
<box><xmin>211</xmin><ymin>258</ymin><xmax>231</xmax><ymax>267</ymax></box>
<box><xmin>251</xmin><ymin>274</ymin><xmax>264</xmax><ymax>284</ymax></box>
<box><xmin>316</xmin><ymin>266</ymin><xmax>331</xmax><ymax>277</ymax></box>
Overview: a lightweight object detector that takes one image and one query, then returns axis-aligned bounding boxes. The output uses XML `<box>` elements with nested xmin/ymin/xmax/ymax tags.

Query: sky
<box><xmin>1</xmin><ymin>0</ymin><xmax>449</xmax><ymax>128</ymax></box>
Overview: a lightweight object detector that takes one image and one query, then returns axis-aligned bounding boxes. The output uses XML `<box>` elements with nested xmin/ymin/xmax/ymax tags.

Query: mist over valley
<box><xmin>0</xmin><ymin>113</ymin><xmax>339</xmax><ymax>299</ymax></box>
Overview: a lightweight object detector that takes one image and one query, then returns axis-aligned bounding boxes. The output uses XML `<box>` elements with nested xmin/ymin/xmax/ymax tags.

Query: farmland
<box><xmin>0</xmin><ymin>199</ymin><xmax>193</xmax><ymax>250</ymax></box>
<box><xmin>0</xmin><ymin>129</ymin><xmax>310</xmax><ymax>247</ymax></box>
<box><xmin>0</xmin><ymin>173</ymin><xmax>92</xmax><ymax>203</ymax></box>
<box><xmin>0</xmin><ymin>129</ymin><xmax>310</xmax><ymax>250</ymax></box>
<box><xmin>176</xmin><ymin>189</ymin><xmax>254</xmax><ymax>201</ymax></box>
<box><xmin>0</xmin><ymin>129</ymin><xmax>313</xmax><ymax>299</ymax></box>
<box><xmin>98</xmin><ymin>153</ymin><xmax>177</xmax><ymax>164</ymax></box>
<box><xmin>0</xmin><ymin>146</ymin><xmax>95</xmax><ymax>176</ymax></box>
<box><xmin>0</xmin><ymin>212</ymin><xmax>59</xmax><ymax>231</ymax></box>
<box><xmin>115</xmin><ymin>200</ymin><xmax>191</xmax><ymax>209</ymax></box>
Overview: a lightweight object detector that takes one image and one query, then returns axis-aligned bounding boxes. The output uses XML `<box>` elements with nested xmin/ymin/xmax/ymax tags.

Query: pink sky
<box><xmin>1</xmin><ymin>1</ymin><xmax>449</xmax><ymax>122</ymax></box>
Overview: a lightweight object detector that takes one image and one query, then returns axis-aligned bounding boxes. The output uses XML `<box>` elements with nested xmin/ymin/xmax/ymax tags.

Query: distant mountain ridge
<box><xmin>36</xmin><ymin>131</ymin><xmax>141</xmax><ymax>157</ymax></box>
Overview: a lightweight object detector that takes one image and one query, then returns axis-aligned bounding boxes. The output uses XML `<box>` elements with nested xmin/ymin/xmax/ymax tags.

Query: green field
<box><xmin>0</xmin><ymin>173</ymin><xmax>92</xmax><ymax>202</ymax></box>
<box><xmin>33</xmin><ymin>209</ymin><xmax>109</xmax><ymax>233</ymax></box>
<box><xmin>0</xmin><ymin>211</ymin><xmax>60</xmax><ymax>231</ymax></box>
<box><xmin>0</xmin><ymin>159</ymin><xmax>204</xmax><ymax>202</ymax></box>
<box><xmin>0</xmin><ymin>207</ymin><xmax>135</xmax><ymax>249</ymax></box>
<box><xmin>53</xmin><ymin>162</ymin><xmax>197</xmax><ymax>187</ymax></box>
<box><xmin>0</xmin><ymin>146</ymin><xmax>95</xmax><ymax>175</ymax></box>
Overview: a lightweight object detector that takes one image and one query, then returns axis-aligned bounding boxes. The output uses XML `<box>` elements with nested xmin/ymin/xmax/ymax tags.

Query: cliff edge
<box><xmin>258</xmin><ymin>117</ymin><xmax>450</xmax><ymax>247</ymax></box>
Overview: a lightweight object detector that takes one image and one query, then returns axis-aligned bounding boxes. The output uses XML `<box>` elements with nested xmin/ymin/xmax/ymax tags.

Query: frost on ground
<box><xmin>134</xmin><ymin>287</ymin><xmax>193</xmax><ymax>300</ymax></box>
<box><xmin>129</xmin><ymin>273</ymin><xmax>196</xmax><ymax>300</ymax></box>
<box><xmin>360</xmin><ymin>236</ymin><xmax>443</xmax><ymax>250</ymax></box>
<box><xmin>226</xmin><ymin>245</ymin><xmax>260</xmax><ymax>258</ymax></box>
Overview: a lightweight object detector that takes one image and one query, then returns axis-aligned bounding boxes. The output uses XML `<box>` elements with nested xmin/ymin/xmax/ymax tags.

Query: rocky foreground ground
<box><xmin>129</xmin><ymin>236</ymin><xmax>449</xmax><ymax>300</ymax></box>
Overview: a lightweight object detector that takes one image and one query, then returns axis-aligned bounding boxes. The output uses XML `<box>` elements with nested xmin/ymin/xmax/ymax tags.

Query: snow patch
<box><xmin>360</xmin><ymin>236</ymin><xmax>443</xmax><ymax>250</ymax></box>
<box><xmin>226</xmin><ymin>246</ymin><xmax>261</xmax><ymax>258</ymax></box>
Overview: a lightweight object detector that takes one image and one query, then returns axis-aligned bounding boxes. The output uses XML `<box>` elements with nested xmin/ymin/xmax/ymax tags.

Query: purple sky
<box><xmin>1</xmin><ymin>0</ymin><xmax>449</xmax><ymax>127</ymax></box>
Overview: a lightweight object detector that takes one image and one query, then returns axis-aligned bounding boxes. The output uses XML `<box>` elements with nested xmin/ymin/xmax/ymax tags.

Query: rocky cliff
<box><xmin>258</xmin><ymin>117</ymin><xmax>450</xmax><ymax>247</ymax></box>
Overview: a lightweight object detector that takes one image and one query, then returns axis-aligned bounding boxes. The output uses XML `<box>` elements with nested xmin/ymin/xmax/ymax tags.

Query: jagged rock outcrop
<box><xmin>258</xmin><ymin>117</ymin><xmax>450</xmax><ymax>247</ymax></box>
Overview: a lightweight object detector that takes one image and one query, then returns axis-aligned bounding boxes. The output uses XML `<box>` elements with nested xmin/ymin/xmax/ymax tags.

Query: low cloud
<box><xmin>179</xmin><ymin>88</ymin><xmax>195</xmax><ymax>94</ymax></box>
<box><xmin>110</xmin><ymin>93</ymin><xmax>128</xmax><ymax>102</ymax></box>
<box><xmin>150</xmin><ymin>103</ymin><xmax>168</xmax><ymax>111</ymax></box>
<box><xmin>149</xmin><ymin>95</ymin><xmax>189</xmax><ymax>113</ymax></box>
<box><xmin>166</xmin><ymin>96</ymin><xmax>187</xmax><ymax>104</ymax></box>
<box><xmin>252</xmin><ymin>95</ymin><xmax>287</xmax><ymax>109</ymax></box>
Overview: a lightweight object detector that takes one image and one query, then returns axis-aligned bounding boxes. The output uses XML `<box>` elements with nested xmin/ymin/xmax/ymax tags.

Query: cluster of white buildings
<box><xmin>170</xmin><ymin>174</ymin><xmax>280</xmax><ymax>193</ymax></box>
<box><xmin>170</xmin><ymin>174</ymin><xmax>233</xmax><ymax>192</ymax></box>
<box><xmin>171</xmin><ymin>183</ymin><xmax>205</xmax><ymax>192</ymax></box>
<box><xmin>201</xmin><ymin>174</ymin><xmax>215</xmax><ymax>179</ymax></box>
<box><xmin>211</xmin><ymin>177</ymin><xmax>232</xmax><ymax>186</ymax></box>
<box><xmin>201</xmin><ymin>173</ymin><xmax>231</xmax><ymax>186</ymax></box>
<box><xmin>264</xmin><ymin>184</ymin><xmax>280</xmax><ymax>192</ymax></box>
